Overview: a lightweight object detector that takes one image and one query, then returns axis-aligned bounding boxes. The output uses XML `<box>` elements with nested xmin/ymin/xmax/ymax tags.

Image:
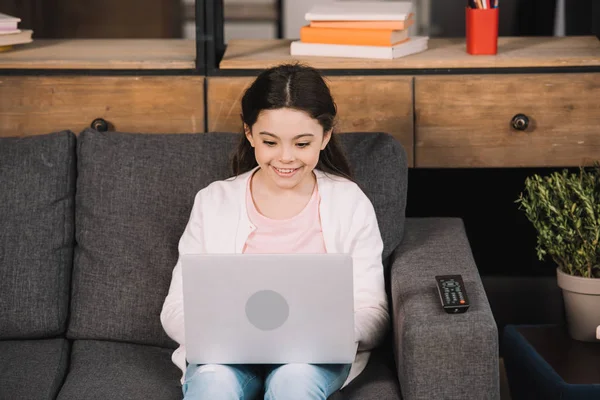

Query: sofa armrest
<box><xmin>391</xmin><ymin>218</ymin><xmax>499</xmax><ymax>400</ymax></box>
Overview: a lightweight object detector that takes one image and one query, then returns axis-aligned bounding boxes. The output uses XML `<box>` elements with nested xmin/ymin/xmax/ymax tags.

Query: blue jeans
<box><xmin>182</xmin><ymin>363</ymin><xmax>352</xmax><ymax>400</ymax></box>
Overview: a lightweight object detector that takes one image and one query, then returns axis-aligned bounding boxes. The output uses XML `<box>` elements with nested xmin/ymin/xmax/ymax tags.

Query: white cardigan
<box><xmin>160</xmin><ymin>167</ymin><xmax>390</xmax><ymax>388</ymax></box>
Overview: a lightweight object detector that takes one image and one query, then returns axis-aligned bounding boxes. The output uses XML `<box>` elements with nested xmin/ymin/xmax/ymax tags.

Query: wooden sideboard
<box><xmin>1</xmin><ymin>36</ymin><xmax>599</xmax><ymax>168</ymax></box>
<box><xmin>207</xmin><ymin>75</ymin><xmax>415</xmax><ymax>164</ymax></box>
<box><xmin>214</xmin><ymin>36</ymin><xmax>600</xmax><ymax>168</ymax></box>
<box><xmin>0</xmin><ymin>40</ymin><xmax>204</xmax><ymax>136</ymax></box>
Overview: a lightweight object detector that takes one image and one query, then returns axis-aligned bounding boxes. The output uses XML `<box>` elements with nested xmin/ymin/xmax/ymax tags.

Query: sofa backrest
<box><xmin>68</xmin><ymin>129</ymin><xmax>407</xmax><ymax>347</ymax></box>
<box><xmin>339</xmin><ymin>132</ymin><xmax>408</xmax><ymax>261</ymax></box>
<box><xmin>0</xmin><ymin>131</ymin><xmax>76</xmax><ymax>339</ymax></box>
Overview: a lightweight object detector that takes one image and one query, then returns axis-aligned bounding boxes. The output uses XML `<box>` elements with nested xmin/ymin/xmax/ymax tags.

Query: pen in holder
<box><xmin>466</xmin><ymin>6</ymin><xmax>499</xmax><ymax>55</ymax></box>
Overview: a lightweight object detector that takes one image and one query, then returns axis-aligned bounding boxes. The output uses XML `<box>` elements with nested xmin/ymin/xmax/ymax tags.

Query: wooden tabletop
<box><xmin>220</xmin><ymin>36</ymin><xmax>600</xmax><ymax>70</ymax></box>
<box><xmin>0</xmin><ymin>39</ymin><xmax>196</xmax><ymax>69</ymax></box>
<box><xmin>519</xmin><ymin>325</ymin><xmax>600</xmax><ymax>385</ymax></box>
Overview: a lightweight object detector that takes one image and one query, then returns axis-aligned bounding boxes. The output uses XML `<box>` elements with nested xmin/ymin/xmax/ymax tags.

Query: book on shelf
<box><xmin>0</xmin><ymin>29</ymin><xmax>20</xmax><ymax>35</ymax></box>
<box><xmin>0</xmin><ymin>29</ymin><xmax>33</xmax><ymax>47</ymax></box>
<box><xmin>300</xmin><ymin>25</ymin><xmax>410</xmax><ymax>47</ymax></box>
<box><xmin>0</xmin><ymin>12</ymin><xmax>33</xmax><ymax>47</ymax></box>
<box><xmin>305</xmin><ymin>1</ymin><xmax>413</xmax><ymax>22</ymax></box>
<box><xmin>293</xmin><ymin>1</ymin><xmax>426</xmax><ymax>60</ymax></box>
<box><xmin>290</xmin><ymin>36</ymin><xmax>429</xmax><ymax>60</ymax></box>
<box><xmin>0</xmin><ymin>12</ymin><xmax>20</xmax><ymax>30</ymax></box>
<box><xmin>309</xmin><ymin>19</ymin><xmax>414</xmax><ymax>30</ymax></box>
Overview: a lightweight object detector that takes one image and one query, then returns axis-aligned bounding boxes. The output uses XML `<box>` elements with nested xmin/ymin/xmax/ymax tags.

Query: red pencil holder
<box><xmin>466</xmin><ymin>7</ymin><xmax>499</xmax><ymax>55</ymax></box>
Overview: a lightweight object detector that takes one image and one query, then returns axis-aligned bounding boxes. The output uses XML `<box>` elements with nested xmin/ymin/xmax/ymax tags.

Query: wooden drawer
<box><xmin>0</xmin><ymin>76</ymin><xmax>204</xmax><ymax>137</ymax></box>
<box><xmin>415</xmin><ymin>74</ymin><xmax>600</xmax><ymax>168</ymax></box>
<box><xmin>207</xmin><ymin>76</ymin><xmax>414</xmax><ymax>167</ymax></box>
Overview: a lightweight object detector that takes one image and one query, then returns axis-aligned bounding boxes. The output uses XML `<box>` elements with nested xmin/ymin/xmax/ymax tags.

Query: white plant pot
<box><xmin>556</xmin><ymin>267</ymin><xmax>600</xmax><ymax>342</ymax></box>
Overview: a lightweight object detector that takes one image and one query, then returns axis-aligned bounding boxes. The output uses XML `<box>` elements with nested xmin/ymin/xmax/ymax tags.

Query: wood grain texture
<box><xmin>219</xmin><ymin>36</ymin><xmax>600</xmax><ymax>70</ymax></box>
<box><xmin>207</xmin><ymin>76</ymin><xmax>414</xmax><ymax>166</ymax></box>
<box><xmin>415</xmin><ymin>73</ymin><xmax>600</xmax><ymax>168</ymax></box>
<box><xmin>0</xmin><ymin>40</ymin><xmax>195</xmax><ymax>69</ymax></box>
<box><xmin>0</xmin><ymin>76</ymin><xmax>204</xmax><ymax>137</ymax></box>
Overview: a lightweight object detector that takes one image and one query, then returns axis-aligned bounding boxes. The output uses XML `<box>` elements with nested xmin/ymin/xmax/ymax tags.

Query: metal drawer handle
<box><xmin>511</xmin><ymin>114</ymin><xmax>530</xmax><ymax>131</ymax></box>
<box><xmin>91</xmin><ymin>118</ymin><xmax>110</xmax><ymax>132</ymax></box>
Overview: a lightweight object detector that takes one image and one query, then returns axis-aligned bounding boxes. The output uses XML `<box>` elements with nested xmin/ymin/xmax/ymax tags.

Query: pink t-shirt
<box><xmin>243</xmin><ymin>177</ymin><xmax>327</xmax><ymax>254</ymax></box>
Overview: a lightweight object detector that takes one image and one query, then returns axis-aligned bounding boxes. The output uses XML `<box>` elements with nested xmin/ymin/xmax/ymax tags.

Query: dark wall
<box><xmin>406</xmin><ymin>167</ymin><xmax>571</xmax><ymax>278</ymax></box>
<box><xmin>0</xmin><ymin>0</ymin><xmax>182</xmax><ymax>38</ymax></box>
<box><xmin>429</xmin><ymin>0</ymin><xmax>597</xmax><ymax>37</ymax></box>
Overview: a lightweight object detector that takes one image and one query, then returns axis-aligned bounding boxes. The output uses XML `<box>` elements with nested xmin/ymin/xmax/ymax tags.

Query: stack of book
<box><xmin>0</xmin><ymin>12</ymin><xmax>33</xmax><ymax>51</ymax></box>
<box><xmin>290</xmin><ymin>1</ymin><xmax>428</xmax><ymax>60</ymax></box>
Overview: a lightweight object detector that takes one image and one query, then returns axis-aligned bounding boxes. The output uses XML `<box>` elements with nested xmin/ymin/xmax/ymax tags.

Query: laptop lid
<box><xmin>181</xmin><ymin>253</ymin><xmax>355</xmax><ymax>364</ymax></box>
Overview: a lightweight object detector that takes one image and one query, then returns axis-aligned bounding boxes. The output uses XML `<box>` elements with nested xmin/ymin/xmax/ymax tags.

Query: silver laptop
<box><xmin>181</xmin><ymin>253</ymin><xmax>356</xmax><ymax>365</ymax></box>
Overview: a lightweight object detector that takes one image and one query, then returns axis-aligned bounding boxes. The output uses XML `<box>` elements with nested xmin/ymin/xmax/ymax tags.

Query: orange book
<box><xmin>300</xmin><ymin>25</ymin><xmax>410</xmax><ymax>47</ymax></box>
<box><xmin>310</xmin><ymin>18</ymin><xmax>414</xmax><ymax>31</ymax></box>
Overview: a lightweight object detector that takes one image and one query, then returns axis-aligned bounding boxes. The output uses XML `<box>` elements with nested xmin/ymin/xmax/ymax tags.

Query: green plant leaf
<box><xmin>517</xmin><ymin>163</ymin><xmax>600</xmax><ymax>278</ymax></box>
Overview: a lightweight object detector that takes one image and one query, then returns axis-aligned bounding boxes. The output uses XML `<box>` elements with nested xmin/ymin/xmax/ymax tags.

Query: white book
<box><xmin>0</xmin><ymin>29</ymin><xmax>20</xmax><ymax>35</ymax></box>
<box><xmin>305</xmin><ymin>1</ymin><xmax>413</xmax><ymax>22</ymax></box>
<box><xmin>0</xmin><ymin>30</ymin><xmax>33</xmax><ymax>47</ymax></box>
<box><xmin>0</xmin><ymin>12</ymin><xmax>21</xmax><ymax>30</ymax></box>
<box><xmin>290</xmin><ymin>36</ymin><xmax>428</xmax><ymax>60</ymax></box>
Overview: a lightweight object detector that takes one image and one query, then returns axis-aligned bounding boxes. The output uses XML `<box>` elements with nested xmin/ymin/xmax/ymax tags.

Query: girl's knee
<box><xmin>182</xmin><ymin>364</ymin><xmax>245</xmax><ymax>400</ymax></box>
<box><xmin>265</xmin><ymin>364</ymin><xmax>327</xmax><ymax>400</ymax></box>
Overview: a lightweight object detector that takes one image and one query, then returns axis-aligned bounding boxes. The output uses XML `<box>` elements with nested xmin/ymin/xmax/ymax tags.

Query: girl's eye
<box><xmin>296</xmin><ymin>142</ymin><xmax>310</xmax><ymax>148</ymax></box>
<box><xmin>263</xmin><ymin>141</ymin><xmax>276</xmax><ymax>146</ymax></box>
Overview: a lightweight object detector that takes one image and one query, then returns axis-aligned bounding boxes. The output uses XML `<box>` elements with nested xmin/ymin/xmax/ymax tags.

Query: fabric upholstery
<box><xmin>68</xmin><ymin>130</ymin><xmax>408</xmax><ymax>348</ymax></box>
<box><xmin>0</xmin><ymin>129</ymin><xmax>502</xmax><ymax>400</ymax></box>
<box><xmin>55</xmin><ymin>342</ymin><xmax>399</xmax><ymax>400</ymax></box>
<box><xmin>69</xmin><ymin>130</ymin><xmax>240</xmax><ymax>347</ymax></box>
<box><xmin>56</xmin><ymin>340</ymin><xmax>181</xmax><ymax>400</ymax></box>
<box><xmin>0</xmin><ymin>131</ymin><xmax>76</xmax><ymax>339</ymax></box>
<box><xmin>0</xmin><ymin>338</ymin><xmax>70</xmax><ymax>400</ymax></box>
<box><xmin>331</xmin><ymin>346</ymin><xmax>402</xmax><ymax>400</ymax></box>
<box><xmin>391</xmin><ymin>218</ymin><xmax>500</xmax><ymax>400</ymax></box>
<box><xmin>338</xmin><ymin>132</ymin><xmax>408</xmax><ymax>262</ymax></box>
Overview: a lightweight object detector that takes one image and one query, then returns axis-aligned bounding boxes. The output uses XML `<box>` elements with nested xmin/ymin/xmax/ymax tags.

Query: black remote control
<box><xmin>435</xmin><ymin>275</ymin><xmax>470</xmax><ymax>314</ymax></box>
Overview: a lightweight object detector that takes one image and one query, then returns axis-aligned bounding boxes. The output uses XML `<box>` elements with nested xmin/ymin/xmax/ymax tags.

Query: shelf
<box><xmin>0</xmin><ymin>39</ymin><xmax>196</xmax><ymax>70</ymax></box>
<box><xmin>219</xmin><ymin>36</ymin><xmax>600</xmax><ymax>70</ymax></box>
<box><xmin>1</xmin><ymin>36</ymin><xmax>597</xmax><ymax>71</ymax></box>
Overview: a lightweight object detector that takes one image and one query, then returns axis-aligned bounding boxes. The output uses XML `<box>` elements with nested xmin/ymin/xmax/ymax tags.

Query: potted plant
<box><xmin>516</xmin><ymin>164</ymin><xmax>600</xmax><ymax>342</ymax></box>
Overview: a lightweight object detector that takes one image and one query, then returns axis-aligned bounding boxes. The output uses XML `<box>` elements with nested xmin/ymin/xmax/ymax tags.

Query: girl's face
<box><xmin>245</xmin><ymin>107</ymin><xmax>331</xmax><ymax>192</ymax></box>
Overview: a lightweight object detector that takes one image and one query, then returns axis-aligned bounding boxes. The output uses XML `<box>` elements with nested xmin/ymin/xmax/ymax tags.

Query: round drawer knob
<box><xmin>511</xmin><ymin>114</ymin><xmax>530</xmax><ymax>131</ymax></box>
<box><xmin>91</xmin><ymin>118</ymin><xmax>109</xmax><ymax>132</ymax></box>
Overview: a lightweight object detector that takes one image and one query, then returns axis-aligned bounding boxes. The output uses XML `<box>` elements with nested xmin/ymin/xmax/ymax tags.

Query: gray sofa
<box><xmin>0</xmin><ymin>129</ymin><xmax>499</xmax><ymax>400</ymax></box>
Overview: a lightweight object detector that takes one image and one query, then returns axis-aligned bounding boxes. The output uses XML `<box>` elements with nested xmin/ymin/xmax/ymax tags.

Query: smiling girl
<box><xmin>161</xmin><ymin>63</ymin><xmax>389</xmax><ymax>400</ymax></box>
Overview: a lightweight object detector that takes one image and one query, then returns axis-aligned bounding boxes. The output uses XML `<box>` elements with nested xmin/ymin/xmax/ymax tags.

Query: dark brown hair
<box><xmin>231</xmin><ymin>63</ymin><xmax>352</xmax><ymax>180</ymax></box>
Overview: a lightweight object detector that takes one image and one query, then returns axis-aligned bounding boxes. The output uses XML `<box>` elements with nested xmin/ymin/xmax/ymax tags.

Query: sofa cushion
<box><xmin>0</xmin><ymin>131</ymin><xmax>76</xmax><ymax>339</ymax></box>
<box><xmin>331</xmin><ymin>348</ymin><xmax>402</xmax><ymax>400</ymax></box>
<box><xmin>54</xmin><ymin>342</ymin><xmax>400</xmax><ymax>400</ymax></box>
<box><xmin>69</xmin><ymin>129</ymin><xmax>240</xmax><ymax>347</ymax></box>
<box><xmin>56</xmin><ymin>340</ymin><xmax>181</xmax><ymax>400</ymax></box>
<box><xmin>69</xmin><ymin>129</ymin><xmax>407</xmax><ymax>347</ymax></box>
<box><xmin>0</xmin><ymin>338</ymin><xmax>70</xmax><ymax>400</ymax></box>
